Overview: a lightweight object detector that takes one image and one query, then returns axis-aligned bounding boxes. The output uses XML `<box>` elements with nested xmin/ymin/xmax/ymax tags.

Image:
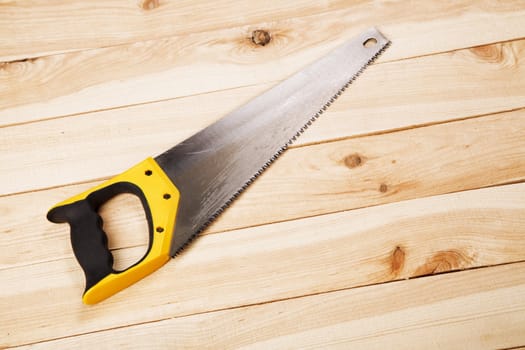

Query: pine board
<box><xmin>2</xmin><ymin>111</ymin><xmax>525</xmax><ymax>272</ymax></box>
<box><xmin>2</xmin><ymin>184</ymin><xmax>525</xmax><ymax>346</ymax></box>
<box><xmin>1</xmin><ymin>4</ymin><xmax>525</xmax><ymax>126</ymax></box>
<box><xmin>1</xmin><ymin>0</ymin><xmax>524</xmax><ymax>348</ymax></box>
<box><xmin>15</xmin><ymin>262</ymin><xmax>525</xmax><ymax>349</ymax></box>
<box><xmin>2</xmin><ymin>40</ymin><xmax>524</xmax><ymax>195</ymax></box>
<box><xmin>1</xmin><ymin>0</ymin><xmax>524</xmax><ymax>62</ymax></box>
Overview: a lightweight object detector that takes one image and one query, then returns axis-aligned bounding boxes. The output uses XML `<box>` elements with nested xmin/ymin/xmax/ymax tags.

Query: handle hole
<box><xmin>99</xmin><ymin>193</ymin><xmax>149</xmax><ymax>271</ymax></box>
<box><xmin>163</xmin><ymin>193</ymin><xmax>171</xmax><ymax>199</ymax></box>
<box><xmin>363</xmin><ymin>38</ymin><xmax>377</xmax><ymax>48</ymax></box>
<box><xmin>156</xmin><ymin>227</ymin><xmax>164</xmax><ymax>233</ymax></box>
<box><xmin>145</xmin><ymin>170</ymin><xmax>153</xmax><ymax>176</ymax></box>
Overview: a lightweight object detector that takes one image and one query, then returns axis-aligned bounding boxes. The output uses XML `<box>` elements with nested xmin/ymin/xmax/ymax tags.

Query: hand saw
<box><xmin>47</xmin><ymin>28</ymin><xmax>390</xmax><ymax>304</ymax></box>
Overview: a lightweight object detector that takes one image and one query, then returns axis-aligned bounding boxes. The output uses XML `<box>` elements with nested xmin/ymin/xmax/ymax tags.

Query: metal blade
<box><xmin>155</xmin><ymin>27</ymin><xmax>390</xmax><ymax>256</ymax></box>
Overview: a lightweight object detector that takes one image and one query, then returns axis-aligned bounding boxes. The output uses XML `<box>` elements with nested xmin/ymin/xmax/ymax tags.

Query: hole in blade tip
<box><xmin>363</xmin><ymin>38</ymin><xmax>377</xmax><ymax>48</ymax></box>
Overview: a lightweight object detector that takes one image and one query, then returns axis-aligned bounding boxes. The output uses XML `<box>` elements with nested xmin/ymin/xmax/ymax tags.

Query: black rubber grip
<box><xmin>48</xmin><ymin>200</ymin><xmax>113</xmax><ymax>291</ymax></box>
<box><xmin>47</xmin><ymin>182</ymin><xmax>154</xmax><ymax>293</ymax></box>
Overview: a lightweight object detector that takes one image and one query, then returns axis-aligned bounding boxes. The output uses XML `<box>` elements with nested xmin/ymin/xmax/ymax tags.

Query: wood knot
<box><xmin>379</xmin><ymin>183</ymin><xmax>388</xmax><ymax>193</ymax></box>
<box><xmin>391</xmin><ymin>246</ymin><xmax>405</xmax><ymax>276</ymax></box>
<box><xmin>1</xmin><ymin>57</ymin><xmax>39</xmax><ymax>74</ymax></box>
<box><xmin>471</xmin><ymin>45</ymin><xmax>500</xmax><ymax>61</ymax></box>
<box><xmin>140</xmin><ymin>0</ymin><xmax>160</xmax><ymax>10</ymax></box>
<box><xmin>414</xmin><ymin>250</ymin><xmax>472</xmax><ymax>277</ymax></box>
<box><xmin>344</xmin><ymin>153</ymin><xmax>363</xmax><ymax>168</ymax></box>
<box><xmin>251</xmin><ymin>30</ymin><xmax>271</xmax><ymax>46</ymax></box>
<box><xmin>470</xmin><ymin>43</ymin><xmax>518</xmax><ymax>67</ymax></box>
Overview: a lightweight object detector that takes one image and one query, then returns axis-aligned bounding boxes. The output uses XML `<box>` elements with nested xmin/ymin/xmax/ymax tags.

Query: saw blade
<box><xmin>155</xmin><ymin>27</ymin><xmax>390</xmax><ymax>256</ymax></box>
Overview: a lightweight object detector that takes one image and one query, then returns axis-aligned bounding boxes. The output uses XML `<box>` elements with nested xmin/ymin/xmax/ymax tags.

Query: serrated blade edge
<box><xmin>155</xmin><ymin>28</ymin><xmax>391</xmax><ymax>256</ymax></box>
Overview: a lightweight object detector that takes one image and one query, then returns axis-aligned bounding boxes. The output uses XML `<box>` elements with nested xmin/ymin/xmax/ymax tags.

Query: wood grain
<box><xmin>215</xmin><ymin>110</ymin><xmax>525</xmax><ymax>233</ymax></box>
<box><xmin>1</xmin><ymin>39</ymin><xmax>524</xmax><ymax>195</ymax></box>
<box><xmin>13</xmin><ymin>262</ymin><xmax>525</xmax><ymax>349</ymax></box>
<box><xmin>1</xmin><ymin>0</ymin><xmax>524</xmax><ymax>62</ymax></box>
<box><xmin>1</xmin><ymin>11</ymin><xmax>525</xmax><ymax>127</ymax></box>
<box><xmin>0</xmin><ymin>0</ymin><xmax>346</xmax><ymax>61</ymax></box>
<box><xmin>1</xmin><ymin>107</ymin><xmax>524</xmax><ymax>247</ymax></box>
<box><xmin>1</xmin><ymin>183</ymin><xmax>525</xmax><ymax>346</ymax></box>
<box><xmin>1</xmin><ymin>110</ymin><xmax>524</xmax><ymax>273</ymax></box>
<box><xmin>1</xmin><ymin>1</ymin><xmax>524</xmax><ymax>348</ymax></box>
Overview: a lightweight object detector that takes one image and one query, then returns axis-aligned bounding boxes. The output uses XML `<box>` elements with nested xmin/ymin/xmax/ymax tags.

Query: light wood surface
<box><xmin>1</xmin><ymin>0</ymin><xmax>524</xmax><ymax>348</ymax></box>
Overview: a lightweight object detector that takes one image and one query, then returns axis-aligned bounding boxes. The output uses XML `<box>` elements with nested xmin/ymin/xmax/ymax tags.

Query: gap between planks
<box><xmin>1</xmin><ymin>105</ymin><xmax>522</xmax><ymax>200</ymax></box>
<box><xmin>2</xmin><ymin>7</ymin><xmax>525</xmax><ymax>126</ymax></box>
<box><xmin>0</xmin><ymin>0</ymin><xmax>357</xmax><ymax>61</ymax></box>
<box><xmin>2</xmin><ymin>180</ymin><xmax>525</xmax><ymax>345</ymax></box>
<box><xmin>1</xmin><ymin>34</ymin><xmax>523</xmax><ymax>130</ymax></box>
<box><xmin>1</xmin><ymin>109</ymin><xmax>524</xmax><ymax>272</ymax></box>
<box><xmin>0</xmin><ymin>81</ymin><xmax>276</xmax><ymax>130</ymax></box>
<box><xmin>2</xmin><ymin>38</ymin><xmax>524</xmax><ymax>196</ymax></box>
<box><xmin>2</xmin><ymin>177</ymin><xmax>524</xmax><ymax>273</ymax></box>
<box><xmin>8</xmin><ymin>260</ymin><xmax>525</xmax><ymax>349</ymax></box>
<box><xmin>1</xmin><ymin>0</ymin><xmax>524</xmax><ymax>62</ymax></box>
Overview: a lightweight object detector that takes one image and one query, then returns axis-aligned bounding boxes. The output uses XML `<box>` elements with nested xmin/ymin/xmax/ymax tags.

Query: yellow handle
<box><xmin>47</xmin><ymin>158</ymin><xmax>180</xmax><ymax>305</ymax></box>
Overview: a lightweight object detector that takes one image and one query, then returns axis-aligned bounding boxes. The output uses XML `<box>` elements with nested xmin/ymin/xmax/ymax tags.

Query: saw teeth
<box><xmin>174</xmin><ymin>40</ymin><xmax>391</xmax><ymax>257</ymax></box>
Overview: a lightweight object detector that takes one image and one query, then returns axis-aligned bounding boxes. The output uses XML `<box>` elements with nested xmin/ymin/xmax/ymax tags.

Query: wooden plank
<box><xmin>1</xmin><ymin>2</ymin><xmax>523</xmax><ymax>348</ymax></box>
<box><xmin>1</xmin><ymin>183</ymin><xmax>525</xmax><ymax>346</ymax></box>
<box><xmin>2</xmin><ymin>35</ymin><xmax>525</xmax><ymax>134</ymax></box>
<box><xmin>12</xmin><ymin>262</ymin><xmax>525</xmax><ymax>349</ymax></box>
<box><xmin>1</xmin><ymin>9</ymin><xmax>525</xmax><ymax>126</ymax></box>
<box><xmin>0</xmin><ymin>0</ymin><xmax>346</xmax><ymax>61</ymax></box>
<box><xmin>214</xmin><ymin>110</ymin><xmax>525</xmax><ymax>234</ymax></box>
<box><xmin>1</xmin><ymin>0</ymin><xmax>524</xmax><ymax>62</ymax></box>
<box><xmin>1</xmin><ymin>106</ymin><xmax>524</xmax><ymax>241</ymax></box>
<box><xmin>1</xmin><ymin>39</ymin><xmax>525</xmax><ymax>195</ymax></box>
<box><xmin>1</xmin><ymin>111</ymin><xmax>523</xmax><ymax>270</ymax></box>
